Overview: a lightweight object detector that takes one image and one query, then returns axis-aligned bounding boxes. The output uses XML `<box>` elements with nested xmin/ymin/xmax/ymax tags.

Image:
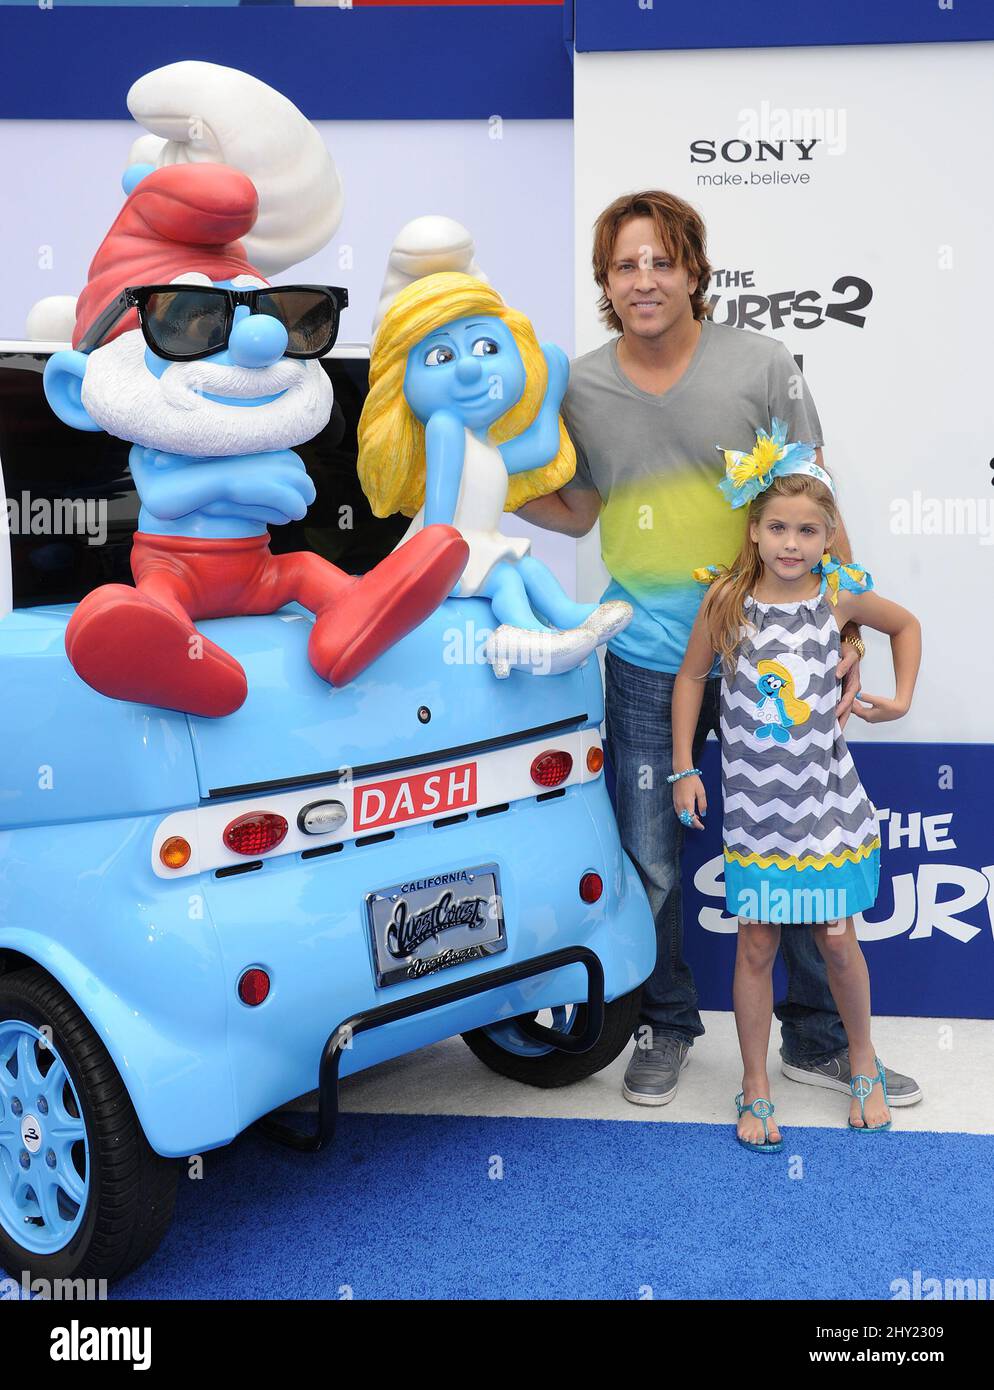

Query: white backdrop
<box><xmin>574</xmin><ymin>42</ymin><xmax>994</xmax><ymax>744</ymax></box>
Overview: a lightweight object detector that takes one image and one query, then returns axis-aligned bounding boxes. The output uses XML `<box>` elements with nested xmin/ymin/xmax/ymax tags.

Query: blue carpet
<box><xmin>111</xmin><ymin>1115</ymin><xmax>994</xmax><ymax>1300</ymax></box>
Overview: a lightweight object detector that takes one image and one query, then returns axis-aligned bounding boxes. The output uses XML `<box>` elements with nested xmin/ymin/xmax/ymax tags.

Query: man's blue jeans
<box><xmin>604</xmin><ymin>650</ymin><xmax>848</xmax><ymax>1064</ymax></box>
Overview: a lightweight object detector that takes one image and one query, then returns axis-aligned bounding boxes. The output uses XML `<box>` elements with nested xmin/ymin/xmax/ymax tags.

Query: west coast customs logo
<box><xmin>367</xmin><ymin>865</ymin><xmax>506</xmax><ymax>986</ymax></box>
<box><xmin>386</xmin><ymin>877</ymin><xmax>490</xmax><ymax>959</ymax></box>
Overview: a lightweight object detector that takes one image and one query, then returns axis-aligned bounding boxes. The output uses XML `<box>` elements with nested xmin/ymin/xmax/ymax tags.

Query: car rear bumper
<box><xmin>259</xmin><ymin>944</ymin><xmax>608</xmax><ymax>1151</ymax></box>
<box><xmin>184</xmin><ymin>778</ymin><xmax>653</xmax><ymax>1157</ymax></box>
<box><xmin>0</xmin><ymin>779</ymin><xmax>654</xmax><ymax>1158</ymax></box>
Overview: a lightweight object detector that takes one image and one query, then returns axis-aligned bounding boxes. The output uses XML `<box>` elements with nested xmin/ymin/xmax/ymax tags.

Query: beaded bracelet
<box><xmin>666</xmin><ymin>767</ymin><xmax>702</xmax><ymax>784</ymax></box>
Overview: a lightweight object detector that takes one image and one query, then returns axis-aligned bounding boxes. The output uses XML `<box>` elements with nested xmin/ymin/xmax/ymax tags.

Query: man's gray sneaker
<box><xmin>781</xmin><ymin>1049</ymin><xmax>922</xmax><ymax>1106</ymax></box>
<box><xmin>622</xmin><ymin>1031</ymin><xmax>691</xmax><ymax>1106</ymax></box>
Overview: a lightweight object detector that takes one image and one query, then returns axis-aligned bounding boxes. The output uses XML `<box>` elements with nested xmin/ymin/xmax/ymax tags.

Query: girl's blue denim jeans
<box><xmin>603</xmin><ymin>650</ymin><xmax>848</xmax><ymax>1063</ymax></box>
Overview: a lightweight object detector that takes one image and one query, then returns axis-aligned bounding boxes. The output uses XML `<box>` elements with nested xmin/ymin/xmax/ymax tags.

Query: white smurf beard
<box><xmin>80</xmin><ymin>329</ymin><xmax>334</xmax><ymax>457</ymax></box>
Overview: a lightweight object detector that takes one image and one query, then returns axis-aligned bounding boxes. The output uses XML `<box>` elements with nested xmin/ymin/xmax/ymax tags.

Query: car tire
<box><xmin>0</xmin><ymin>967</ymin><xmax>178</xmax><ymax>1287</ymax></box>
<box><xmin>461</xmin><ymin>986</ymin><xmax>642</xmax><ymax>1089</ymax></box>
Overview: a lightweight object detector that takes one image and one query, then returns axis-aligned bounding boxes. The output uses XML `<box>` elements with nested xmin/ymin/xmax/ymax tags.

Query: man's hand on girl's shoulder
<box><xmin>835</xmin><ymin>641</ymin><xmax>861</xmax><ymax>730</ymax></box>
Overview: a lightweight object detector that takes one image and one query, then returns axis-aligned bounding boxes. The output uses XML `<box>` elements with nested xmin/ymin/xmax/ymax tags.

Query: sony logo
<box><xmin>690</xmin><ymin>139</ymin><xmax>820</xmax><ymax>164</ymax></box>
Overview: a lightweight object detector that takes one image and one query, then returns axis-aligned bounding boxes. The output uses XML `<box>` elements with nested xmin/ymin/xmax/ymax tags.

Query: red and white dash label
<box><xmin>353</xmin><ymin>761</ymin><xmax>477</xmax><ymax>832</ymax></box>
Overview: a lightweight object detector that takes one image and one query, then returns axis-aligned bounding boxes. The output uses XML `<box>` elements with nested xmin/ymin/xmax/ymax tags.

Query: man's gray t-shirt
<box><xmin>561</xmin><ymin>320</ymin><xmax>824</xmax><ymax>672</ymax></box>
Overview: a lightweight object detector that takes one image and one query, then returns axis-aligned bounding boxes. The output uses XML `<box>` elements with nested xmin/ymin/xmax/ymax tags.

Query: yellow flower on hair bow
<box><xmin>716</xmin><ymin>418</ymin><xmax>816</xmax><ymax>508</ymax></box>
<box><xmin>724</xmin><ymin>433</ymin><xmax>784</xmax><ymax>486</ymax></box>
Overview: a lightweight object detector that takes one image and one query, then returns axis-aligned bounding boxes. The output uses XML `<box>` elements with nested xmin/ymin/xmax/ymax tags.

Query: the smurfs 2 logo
<box><xmin>706</xmin><ymin>269</ymin><xmax>873</xmax><ymax>333</ymax></box>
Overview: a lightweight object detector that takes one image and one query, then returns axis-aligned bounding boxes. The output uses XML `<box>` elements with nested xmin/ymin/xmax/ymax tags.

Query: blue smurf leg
<box><xmin>482</xmin><ymin>562</ymin><xmax>552</xmax><ymax>632</ymax></box>
<box><xmin>516</xmin><ymin>556</ymin><xmax>597</xmax><ymax>628</ymax></box>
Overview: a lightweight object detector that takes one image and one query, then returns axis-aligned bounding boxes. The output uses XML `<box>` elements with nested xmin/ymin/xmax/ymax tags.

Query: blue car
<box><xmin>0</xmin><ymin>339</ymin><xmax>654</xmax><ymax>1285</ymax></box>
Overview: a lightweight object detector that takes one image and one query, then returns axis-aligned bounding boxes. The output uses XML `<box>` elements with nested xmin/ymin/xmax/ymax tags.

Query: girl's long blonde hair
<box><xmin>701</xmin><ymin>472</ymin><xmax>839</xmax><ymax>675</ymax></box>
<box><xmin>357</xmin><ymin>271</ymin><xmax>576</xmax><ymax>518</ymax></box>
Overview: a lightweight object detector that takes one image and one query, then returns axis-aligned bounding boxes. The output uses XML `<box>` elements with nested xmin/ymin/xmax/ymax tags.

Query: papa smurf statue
<box><xmin>42</xmin><ymin>70</ymin><xmax>467</xmax><ymax>718</ymax></box>
<box><xmin>358</xmin><ymin>239</ymin><xmax>631</xmax><ymax>678</ymax></box>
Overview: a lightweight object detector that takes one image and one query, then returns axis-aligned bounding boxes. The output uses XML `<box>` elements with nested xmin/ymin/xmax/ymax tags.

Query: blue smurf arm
<box><xmin>775</xmin><ymin>695</ymin><xmax>793</xmax><ymax>727</ymax></box>
<box><xmin>129</xmin><ymin>447</ymin><xmax>241</xmax><ymax>518</ymax></box>
<box><xmin>130</xmin><ymin>445</ymin><xmax>316</xmax><ymax>522</ymax></box>
<box><xmin>498</xmin><ymin>343</ymin><xmax>569</xmax><ymax>476</ymax></box>
<box><xmin>423</xmin><ymin>409</ymin><xmax>465</xmax><ymax>526</ymax></box>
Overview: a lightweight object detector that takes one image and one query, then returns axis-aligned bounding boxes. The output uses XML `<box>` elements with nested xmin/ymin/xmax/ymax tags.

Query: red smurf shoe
<box><xmin>64</xmin><ymin>584</ymin><xmax>248</xmax><ymax>717</ymax></box>
<box><xmin>309</xmin><ymin>524</ymin><xmax>467</xmax><ymax>687</ymax></box>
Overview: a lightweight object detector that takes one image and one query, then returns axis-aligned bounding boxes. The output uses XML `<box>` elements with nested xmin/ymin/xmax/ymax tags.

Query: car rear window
<box><xmin>0</xmin><ymin>352</ymin><xmax>407</xmax><ymax>609</ymax></box>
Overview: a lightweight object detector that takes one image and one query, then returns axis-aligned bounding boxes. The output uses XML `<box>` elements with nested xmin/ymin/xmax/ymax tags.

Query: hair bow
<box><xmin>716</xmin><ymin>418</ymin><xmax>820</xmax><ymax>509</ymax></box>
<box><xmin>814</xmin><ymin>553</ymin><xmax>873</xmax><ymax>606</ymax></box>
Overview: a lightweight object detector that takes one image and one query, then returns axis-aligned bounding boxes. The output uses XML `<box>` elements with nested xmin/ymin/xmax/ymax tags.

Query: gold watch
<box><xmin>843</xmin><ymin>632</ymin><xmax>865</xmax><ymax>660</ymax></box>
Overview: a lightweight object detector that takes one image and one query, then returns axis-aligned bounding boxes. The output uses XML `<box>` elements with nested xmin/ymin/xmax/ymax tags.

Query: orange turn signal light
<box><xmin>586</xmin><ymin>746</ymin><xmax>604</xmax><ymax>774</ymax></box>
<box><xmin>160</xmin><ymin>836</ymin><xmax>192</xmax><ymax>870</ymax></box>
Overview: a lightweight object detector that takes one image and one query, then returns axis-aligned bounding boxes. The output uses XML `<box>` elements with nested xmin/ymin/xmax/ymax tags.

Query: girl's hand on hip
<box><xmin>673</xmin><ymin>774</ymin><xmax>707</xmax><ymax>830</ymax></box>
<box><xmin>850</xmin><ymin>691</ymin><xmax>909</xmax><ymax>723</ymax></box>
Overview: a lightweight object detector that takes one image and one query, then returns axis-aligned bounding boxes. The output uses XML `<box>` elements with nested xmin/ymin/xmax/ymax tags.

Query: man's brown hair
<box><xmin>592</xmin><ymin>190</ymin><xmax>713</xmax><ymax>333</ymax></box>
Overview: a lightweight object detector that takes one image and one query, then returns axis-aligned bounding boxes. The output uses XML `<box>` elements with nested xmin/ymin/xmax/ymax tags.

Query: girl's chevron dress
<box><xmin>721</xmin><ymin>578</ymin><xmax>881</xmax><ymax>924</ymax></box>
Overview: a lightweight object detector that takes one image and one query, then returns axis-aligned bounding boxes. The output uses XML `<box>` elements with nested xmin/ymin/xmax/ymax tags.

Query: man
<box><xmin>518</xmin><ymin>190</ymin><xmax>922</xmax><ymax>1108</ymax></box>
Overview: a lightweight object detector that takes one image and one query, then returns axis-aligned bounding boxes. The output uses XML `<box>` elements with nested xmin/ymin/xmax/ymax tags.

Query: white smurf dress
<box><xmin>400</xmin><ymin>427</ymin><xmax>630</xmax><ymax>676</ymax></box>
<box><xmin>401</xmin><ymin>428</ymin><xmax>529</xmax><ymax>597</ymax></box>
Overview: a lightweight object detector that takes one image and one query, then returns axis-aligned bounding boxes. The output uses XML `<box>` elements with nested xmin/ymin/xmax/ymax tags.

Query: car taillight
<box><xmin>223</xmin><ymin>812</ymin><xmax>288</xmax><ymax>857</ymax></box>
<box><xmin>159</xmin><ymin>835</ymin><xmax>192</xmax><ymax>870</ymax></box>
<box><xmin>579</xmin><ymin>872</ymin><xmax>603</xmax><ymax>904</ymax></box>
<box><xmin>530</xmin><ymin>750</ymin><xmax>573</xmax><ymax>788</ymax></box>
<box><xmin>586</xmin><ymin>746</ymin><xmax>604</xmax><ymax>774</ymax></box>
<box><xmin>238</xmin><ymin>968</ymin><xmax>270</xmax><ymax>1006</ymax></box>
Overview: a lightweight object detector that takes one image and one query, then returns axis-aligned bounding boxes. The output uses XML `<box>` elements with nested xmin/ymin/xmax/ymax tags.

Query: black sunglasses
<box><xmin>77</xmin><ymin>283</ymin><xmax>349</xmax><ymax>361</ymax></box>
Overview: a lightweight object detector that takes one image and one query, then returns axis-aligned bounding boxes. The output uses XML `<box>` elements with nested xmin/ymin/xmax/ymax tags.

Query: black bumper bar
<box><xmin>256</xmin><ymin>945</ymin><xmax>605</xmax><ymax>1153</ymax></box>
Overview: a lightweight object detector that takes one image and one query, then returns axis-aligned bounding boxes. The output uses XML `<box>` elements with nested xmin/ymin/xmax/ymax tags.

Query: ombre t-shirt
<box><xmin>561</xmin><ymin>322</ymin><xmax>824</xmax><ymax>674</ymax></box>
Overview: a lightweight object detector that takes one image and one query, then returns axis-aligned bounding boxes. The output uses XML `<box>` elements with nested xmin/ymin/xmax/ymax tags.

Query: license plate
<box><xmin>365</xmin><ymin>863</ymin><xmax>506</xmax><ymax>987</ymax></box>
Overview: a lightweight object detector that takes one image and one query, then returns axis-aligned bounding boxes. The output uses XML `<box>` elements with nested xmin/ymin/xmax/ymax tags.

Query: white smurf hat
<box><xmin>371</xmin><ymin>215</ymin><xmax>488</xmax><ymax>339</ymax></box>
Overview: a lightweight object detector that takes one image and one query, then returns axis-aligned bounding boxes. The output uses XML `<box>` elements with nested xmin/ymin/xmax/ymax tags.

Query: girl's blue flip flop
<box><xmin>848</xmin><ymin>1057</ymin><xmax>893</xmax><ymax>1132</ymax></box>
<box><xmin>735</xmin><ymin>1092</ymin><xmax>784</xmax><ymax>1152</ymax></box>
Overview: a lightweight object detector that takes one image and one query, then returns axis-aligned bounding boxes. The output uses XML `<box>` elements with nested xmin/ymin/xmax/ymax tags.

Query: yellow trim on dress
<box><xmin>723</xmin><ymin>837</ymin><xmax>881</xmax><ymax>872</ymax></box>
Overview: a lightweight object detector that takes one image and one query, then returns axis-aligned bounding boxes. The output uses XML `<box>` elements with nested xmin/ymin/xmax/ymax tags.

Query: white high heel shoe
<box><xmin>580</xmin><ymin>599</ymin><xmax>633</xmax><ymax>644</ymax></box>
<box><xmin>484</xmin><ymin>624</ymin><xmax>597</xmax><ymax>679</ymax></box>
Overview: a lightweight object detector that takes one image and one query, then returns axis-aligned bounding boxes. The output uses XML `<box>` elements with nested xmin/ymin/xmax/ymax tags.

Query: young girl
<box><xmin>670</xmin><ymin>428</ymin><xmax>921</xmax><ymax>1150</ymax></box>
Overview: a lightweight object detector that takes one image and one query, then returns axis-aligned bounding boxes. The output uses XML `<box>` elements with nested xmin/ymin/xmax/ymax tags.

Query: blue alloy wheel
<box><xmin>461</xmin><ymin>986</ymin><xmax>643</xmax><ymax>1088</ymax></box>
<box><xmin>0</xmin><ymin>968</ymin><xmax>178</xmax><ymax>1285</ymax></box>
<box><xmin>0</xmin><ymin>1021</ymin><xmax>89</xmax><ymax>1254</ymax></box>
<box><xmin>481</xmin><ymin>1005</ymin><xmax>579</xmax><ymax>1057</ymax></box>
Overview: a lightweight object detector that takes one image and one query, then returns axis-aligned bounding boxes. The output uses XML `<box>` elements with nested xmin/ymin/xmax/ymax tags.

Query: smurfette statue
<box><xmin>357</xmin><ymin>270</ymin><xmax>631</xmax><ymax>677</ymax></box>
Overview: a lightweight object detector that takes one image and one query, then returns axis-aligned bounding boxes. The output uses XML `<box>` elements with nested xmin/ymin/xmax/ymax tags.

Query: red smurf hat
<box><xmin>72</xmin><ymin>162</ymin><xmax>262</xmax><ymax>350</ymax></box>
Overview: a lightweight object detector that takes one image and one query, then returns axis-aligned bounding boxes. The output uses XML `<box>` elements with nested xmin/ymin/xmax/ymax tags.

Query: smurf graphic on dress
<box><xmin>753</xmin><ymin>659</ymin><xmax>811</xmax><ymax>743</ymax></box>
